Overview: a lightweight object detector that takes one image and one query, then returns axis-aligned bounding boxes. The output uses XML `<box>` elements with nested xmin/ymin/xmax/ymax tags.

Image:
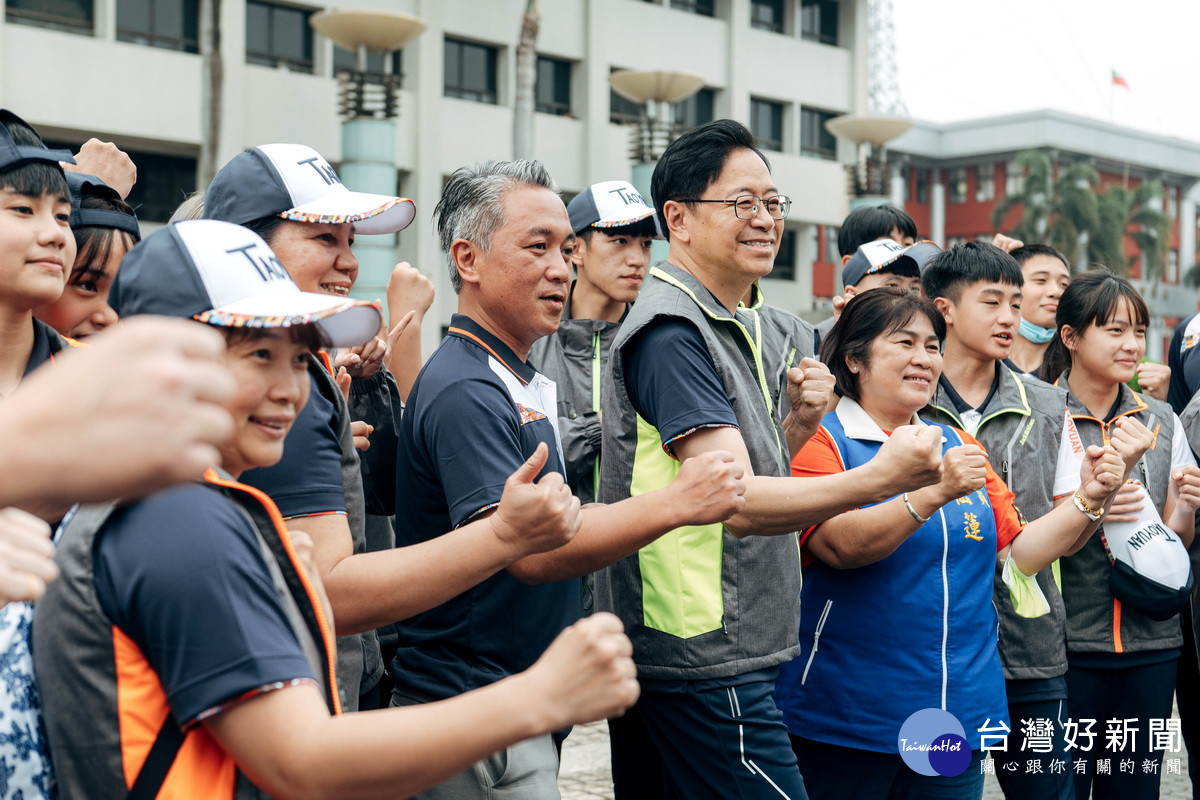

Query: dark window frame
<box><xmin>800</xmin><ymin>108</ymin><xmax>837</xmax><ymax>160</ymax></box>
<box><xmin>670</xmin><ymin>0</ymin><xmax>715</xmax><ymax>16</ymax></box>
<box><xmin>6</xmin><ymin>0</ymin><xmax>94</xmax><ymax>34</ymax></box>
<box><xmin>535</xmin><ymin>55</ymin><xmax>572</xmax><ymax>117</ymax></box>
<box><xmin>117</xmin><ymin>0</ymin><xmax>200</xmax><ymax>53</ymax></box>
<box><xmin>245</xmin><ymin>0</ymin><xmax>315</xmax><ymax>74</ymax></box>
<box><xmin>771</xmin><ymin>228</ymin><xmax>797</xmax><ymax>281</ymax></box>
<box><xmin>444</xmin><ymin>37</ymin><xmax>500</xmax><ymax>105</ymax></box>
<box><xmin>750</xmin><ymin>0</ymin><xmax>785</xmax><ymax>33</ymax></box>
<box><xmin>948</xmin><ymin>167</ymin><xmax>967</xmax><ymax>204</ymax></box>
<box><xmin>673</xmin><ymin>87</ymin><xmax>716</xmax><ymax>131</ymax></box>
<box><xmin>750</xmin><ymin>97</ymin><xmax>785</xmax><ymax>152</ymax></box>
<box><xmin>800</xmin><ymin>0</ymin><xmax>838</xmax><ymax>45</ymax></box>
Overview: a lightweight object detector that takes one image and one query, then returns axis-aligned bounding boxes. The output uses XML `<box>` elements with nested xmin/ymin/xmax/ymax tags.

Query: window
<box><xmin>117</xmin><ymin>0</ymin><xmax>198</xmax><ymax>52</ymax></box>
<box><xmin>948</xmin><ymin>168</ymin><xmax>967</xmax><ymax>204</ymax></box>
<box><xmin>975</xmin><ymin>164</ymin><xmax>995</xmax><ymax>202</ymax></box>
<box><xmin>535</xmin><ymin>56</ymin><xmax>572</xmax><ymax>116</ymax></box>
<box><xmin>750</xmin><ymin>98</ymin><xmax>785</xmax><ymax>152</ymax></box>
<box><xmin>751</xmin><ymin>0</ymin><xmax>785</xmax><ymax>33</ymax></box>
<box><xmin>1167</xmin><ymin>185</ymin><xmax>1179</xmax><ymax>219</ymax></box>
<box><xmin>333</xmin><ymin>47</ymin><xmax>401</xmax><ymax>82</ymax></box>
<box><xmin>915</xmin><ymin>168</ymin><xmax>929</xmax><ymax>204</ymax></box>
<box><xmin>6</xmin><ymin>0</ymin><xmax>93</xmax><ymax>33</ymax></box>
<box><xmin>670</xmin><ymin>0</ymin><xmax>714</xmax><ymax>16</ymax></box>
<box><xmin>444</xmin><ymin>38</ymin><xmax>499</xmax><ymax>104</ymax></box>
<box><xmin>801</xmin><ymin>0</ymin><xmax>838</xmax><ymax>45</ymax></box>
<box><xmin>245</xmin><ymin>1</ymin><xmax>314</xmax><ymax>73</ymax></box>
<box><xmin>800</xmin><ymin>108</ymin><xmax>837</xmax><ymax>160</ymax></box>
<box><xmin>674</xmin><ymin>88</ymin><xmax>715</xmax><ymax>131</ymax></box>
<box><xmin>610</xmin><ymin>89</ymin><xmax>643</xmax><ymax>125</ymax></box>
<box><xmin>772</xmin><ymin>229</ymin><xmax>797</xmax><ymax>281</ymax></box>
<box><xmin>44</xmin><ymin>140</ymin><xmax>197</xmax><ymax>224</ymax></box>
<box><xmin>824</xmin><ymin>225</ymin><xmax>839</xmax><ymax>262</ymax></box>
<box><xmin>1005</xmin><ymin>161</ymin><xmax>1023</xmax><ymax>196</ymax></box>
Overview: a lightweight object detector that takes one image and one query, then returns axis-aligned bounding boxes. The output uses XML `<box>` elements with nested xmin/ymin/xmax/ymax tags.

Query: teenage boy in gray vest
<box><xmin>597</xmin><ymin>119</ymin><xmax>950</xmax><ymax>799</ymax></box>
<box><xmin>528</xmin><ymin>180</ymin><xmax>657</xmax><ymax>506</ymax></box>
<box><xmin>919</xmin><ymin>241</ymin><xmax>1140</xmax><ymax>799</ymax></box>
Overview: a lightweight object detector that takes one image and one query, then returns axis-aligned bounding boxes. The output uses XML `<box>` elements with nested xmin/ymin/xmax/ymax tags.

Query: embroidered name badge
<box><xmin>516</xmin><ymin>403</ymin><xmax>547</xmax><ymax>425</ymax></box>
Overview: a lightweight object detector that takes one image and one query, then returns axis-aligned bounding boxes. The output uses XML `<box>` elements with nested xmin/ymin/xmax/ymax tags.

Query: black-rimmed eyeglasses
<box><xmin>680</xmin><ymin>194</ymin><xmax>792</xmax><ymax>220</ymax></box>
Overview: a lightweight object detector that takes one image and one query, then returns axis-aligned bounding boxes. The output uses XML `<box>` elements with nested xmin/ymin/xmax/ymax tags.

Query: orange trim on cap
<box><xmin>1113</xmin><ymin>598</ymin><xmax>1124</xmax><ymax>653</ymax></box>
<box><xmin>448</xmin><ymin>327</ymin><xmax>529</xmax><ymax>385</ymax></box>
<box><xmin>203</xmin><ymin>468</ymin><xmax>342</xmax><ymax>715</ymax></box>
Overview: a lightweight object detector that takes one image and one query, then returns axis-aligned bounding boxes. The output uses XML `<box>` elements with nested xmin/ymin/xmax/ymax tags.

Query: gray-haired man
<box><xmin>389</xmin><ymin>160</ymin><xmax>748</xmax><ymax>799</ymax></box>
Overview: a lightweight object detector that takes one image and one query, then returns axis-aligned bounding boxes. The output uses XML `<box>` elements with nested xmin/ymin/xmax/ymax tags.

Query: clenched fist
<box><xmin>873</xmin><ymin>425</ymin><xmax>944</xmax><ymax>493</ymax></box>
<box><xmin>785</xmin><ymin>357</ymin><xmax>835</xmax><ymax>433</ymax></box>
<box><xmin>672</xmin><ymin>450</ymin><xmax>747</xmax><ymax>526</ymax></box>
<box><xmin>525</xmin><ymin>613</ymin><xmax>639</xmax><ymax>728</ymax></box>
<box><xmin>935</xmin><ymin>444</ymin><xmax>988</xmax><ymax>503</ymax></box>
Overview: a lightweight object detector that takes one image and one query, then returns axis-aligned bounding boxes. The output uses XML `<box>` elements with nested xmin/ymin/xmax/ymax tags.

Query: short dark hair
<box><xmin>819</xmin><ymin>286</ymin><xmax>946</xmax><ymax>403</ymax></box>
<box><xmin>0</xmin><ymin>116</ymin><xmax>68</xmax><ymax>200</ymax></box>
<box><xmin>222</xmin><ymin>322</ymin><xmax>327</xmax><ymax>352</ymax></box>
<box><xmin>651</xmin><ymin>119</ymin><xmax>769</xmax><ymax>242</ymax></box>
<box><xmin>837</xmin><ymin>205</ymin><xmax>917</xmax><ymax>257</ymax></box>
<box><xmin>242</xmin><ymin>214</ymin><xmax>289</xmax><ymax>247</ymax></box>
<box><xmin>578</xmin><ymin>215</ymin><xmax>658</xmax><ymax>244</ymax></box>
<box><xmin>1039</xmin><ymin>270</ymin><xmax>1150</xmax><ymax>384</ymax></box>
<box><xmin>71</xmin><ymin>189</ymin><xmax>140</xmax><ymax>285</ymax></box>
<box><xmin>1010</xmin><ymin>243</ymin><xmax>1070</xmax><ymax>272</ymax></box>
<box><xmin>921</xmin><ymin>241</ymin><xmax>1023</xmax><ymax>303</ymax></box>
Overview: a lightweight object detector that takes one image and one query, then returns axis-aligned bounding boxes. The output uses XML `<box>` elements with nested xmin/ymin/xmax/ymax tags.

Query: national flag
<box><xmin>1112</xmin><ymin>69</ymin><xmax>1130</xmax><ymax>90</ymax></box>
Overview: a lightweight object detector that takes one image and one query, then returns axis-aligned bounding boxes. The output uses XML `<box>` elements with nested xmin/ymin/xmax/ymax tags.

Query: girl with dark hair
<box><xmin>34</xmin><ymin>173</ymin><xmax>140</xmax><ymax>339</ymax></box>
<box><xmin>775</xmin><ymin>287</ymin><xmax>1144</xmax><ymax>800</ymax></box>
<box><xmin>1041</xmin><ymin>270</ymin><xmax>1200</xmax><ymax>800</ymax></box>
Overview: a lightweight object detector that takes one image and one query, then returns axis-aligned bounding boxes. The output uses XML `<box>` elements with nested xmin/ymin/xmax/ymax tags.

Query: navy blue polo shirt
<box><xmin>241</xmin><ymin>359</ymin><xmax>346</xmax><ymax>519</ymax></box>
<box><xmin>391</xmin><ymin>314</ymin><xmax>580</xmax><ymax>700</ymax></box>
<box><xmin>623</xmin><ymin>318</ymin><xmax>739</xmax><ymax>450</ymax></box>
<box><xmin>95</xmin><ymin>483</ymin><xmax>316</xmax><ymax>725</ymax></box>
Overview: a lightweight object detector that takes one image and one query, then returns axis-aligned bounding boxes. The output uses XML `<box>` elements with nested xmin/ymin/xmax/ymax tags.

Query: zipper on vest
<box><xmin>592</xmin><ymin>332</ymin><xmax>602</xmax><ymax>499</ymax></box>
<box><xmin>800</xmin><ymin>600</ymin><xmax>833</xmax><ymax>685</ymax></box>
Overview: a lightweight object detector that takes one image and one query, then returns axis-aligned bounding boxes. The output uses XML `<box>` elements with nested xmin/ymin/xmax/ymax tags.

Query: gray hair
<box><xmin>168</xmin><ymin>191</ymin><xmax>206</xmax><ymax>223</ymax></box>
<box><xmin>435</xmin><ymin>159</ymin><xmax>559</xmax><ymax>293</ymax></box>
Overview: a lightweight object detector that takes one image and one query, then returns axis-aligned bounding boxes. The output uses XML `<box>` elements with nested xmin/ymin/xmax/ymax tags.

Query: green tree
<box><xmin>992</xmin><ymin>149</ymin><xmax>1099</xmax><ymax>269</ymax></box>
<box><xmin>1091</xmin><ymin>181</ymin><xmax>1169</xmax><ymax>280</ymax></box>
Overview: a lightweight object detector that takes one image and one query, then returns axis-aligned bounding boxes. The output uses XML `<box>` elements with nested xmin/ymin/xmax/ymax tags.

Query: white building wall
<box><xmin>2</xmin><ymin>0</ymin><xmax>867</xmax><ymax>337</ymax></box>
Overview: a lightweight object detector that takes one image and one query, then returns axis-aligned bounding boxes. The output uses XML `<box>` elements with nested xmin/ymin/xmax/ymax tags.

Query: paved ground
<box><xmin>559</xmin><ymin>718</ymin><xmax>1196</xmax><ymax>799</ymax></box>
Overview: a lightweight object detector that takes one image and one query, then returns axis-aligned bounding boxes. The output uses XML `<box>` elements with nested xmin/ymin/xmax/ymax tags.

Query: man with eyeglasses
<box><xmin>595</xmin><ymin>119</ymin><xmax>947</xmax><ymax>798</ymax></box>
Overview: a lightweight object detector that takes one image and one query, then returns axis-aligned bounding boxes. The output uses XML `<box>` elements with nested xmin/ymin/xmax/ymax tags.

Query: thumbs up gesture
<box><xmin>490</xmin><ymin>443</ymin><xmax>583</xmax><ymax>556</ymax></box>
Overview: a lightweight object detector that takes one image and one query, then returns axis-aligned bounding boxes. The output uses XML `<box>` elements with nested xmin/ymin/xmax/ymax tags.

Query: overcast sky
<box><xmin>893</xmin><ymin>0</ymin><xmax>1199</xmax><ymax>143</ymax></box>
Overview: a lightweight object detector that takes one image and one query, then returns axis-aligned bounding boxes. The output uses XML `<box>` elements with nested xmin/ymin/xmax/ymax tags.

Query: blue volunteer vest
<box><xmin>776</xmin><ymin>402</ymin><xmax>1009</xmax><ymax>753</ymax></box>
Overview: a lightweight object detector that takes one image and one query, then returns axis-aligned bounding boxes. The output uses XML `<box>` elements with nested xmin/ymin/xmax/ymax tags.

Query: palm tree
<box><xmin>512</xmin><ymin>0</ymin><xmax>540</xmax><ymax>160</ymax></box>
<box><xmin>1091</xmin><ymin>182</ymin><xmax>1169</xmax><ymax>280</ymax></box>
<box><xmin>992</xmin><ymin>149</ymin><xmax>1099</xmax><ymax>269</ymax></box>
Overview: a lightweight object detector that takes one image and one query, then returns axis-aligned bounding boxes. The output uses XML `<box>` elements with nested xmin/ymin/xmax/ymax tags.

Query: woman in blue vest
<box><xmin>775</xmin><ymin>287</ymin><xmax>1139</xmax><ymax>800</ymax></box>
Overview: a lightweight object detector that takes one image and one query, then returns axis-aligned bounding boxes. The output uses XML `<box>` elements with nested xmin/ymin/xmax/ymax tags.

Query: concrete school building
<box><xmin>888</xmin><ymin>109</ymin><xmax>1200</xmax><ymax>358</ymax></box>
<box><xmin>2</xmin><ymin>0</ymin><xmax>872</xmax><ymax>338</ymax></box>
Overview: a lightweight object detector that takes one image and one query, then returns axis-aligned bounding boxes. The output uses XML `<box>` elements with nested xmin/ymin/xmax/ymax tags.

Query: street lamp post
<box><xmin>824</xmin><ymin>114</ymin><xmax>912</xmax><ymax>211</ymax></box>
<box><xmin>310</xmin><ymin>9</ymin><xmax>426</xmax><ymax>302</ymax></box>
<box><xmin>609</xmin><ymin>69</ymin><xmax>704</xmax><ymax>260</ymax></box>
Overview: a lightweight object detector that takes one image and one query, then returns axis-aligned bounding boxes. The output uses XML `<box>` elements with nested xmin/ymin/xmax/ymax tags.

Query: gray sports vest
<box><xmin>33</xmin><ymin>473</ymin><xmax>337</xmax><ymax>800</ymax></box>
<box><xmin>924</xmin><ymin>368</ymin><xmax>1070</xmax><ymax>680</ymax></box>
<box><xmin>596</xmin><ymin>262</ymin><xmax>801</xmax><ymax>680</ymax></box>
<box><xmin>1057</xmin><ymin>379</ymin><xmax>1183</xmax><ymax>654</ymax></box>
<box><xmin>744</xmin><ymin>283</ymin><xmax>815</xmax><ymax>424</ymax></box>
